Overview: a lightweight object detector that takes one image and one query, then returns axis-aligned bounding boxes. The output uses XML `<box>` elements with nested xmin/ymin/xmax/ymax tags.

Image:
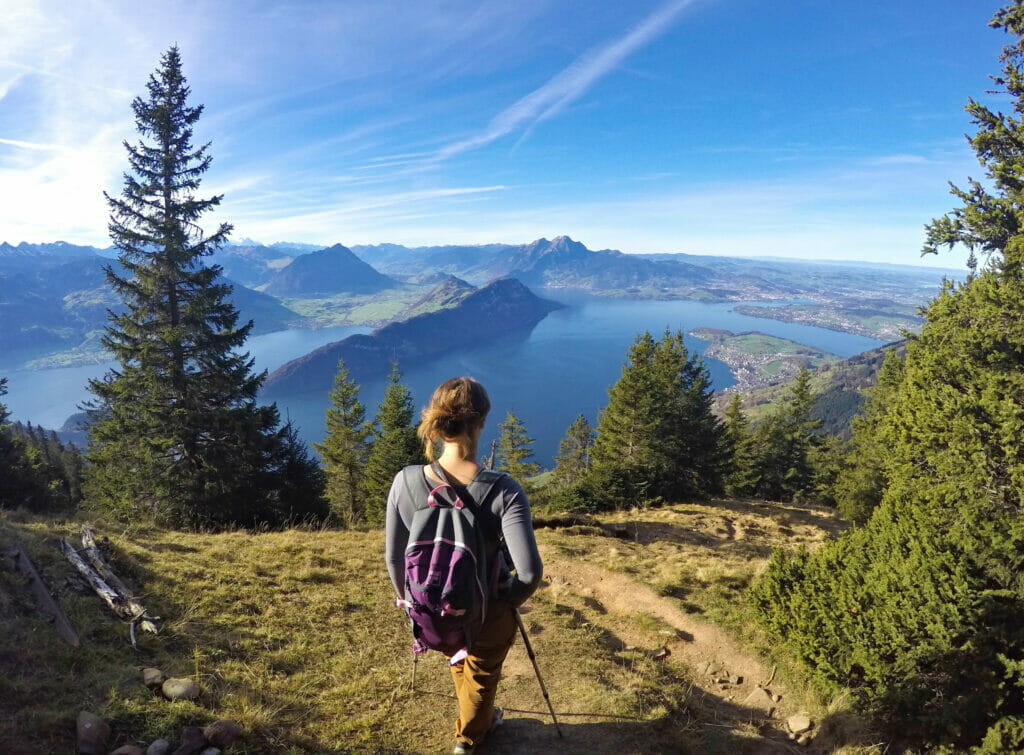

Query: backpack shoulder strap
<box><xmin>468</xmin><ymin>470</ymin><xmax>505</xmax><ymax>511</ymax></box>
<box><xmin>401</xmin><ymin>464</ymin><xmax>434</xmax><ymax>511</ymax></box>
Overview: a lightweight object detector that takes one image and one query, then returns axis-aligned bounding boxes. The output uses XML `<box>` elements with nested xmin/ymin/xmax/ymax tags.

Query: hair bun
<box><xmin>416</xmin><ymin>377</ymin><xmax>492</xmax><ymax>461</ymax></box>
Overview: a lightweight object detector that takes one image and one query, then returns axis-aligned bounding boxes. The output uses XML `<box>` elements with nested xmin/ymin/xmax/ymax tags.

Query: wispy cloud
<box><xmin>432</xmin><ymin>0</ymin><xmax>698</xmax><ymax>162</ymax></box>
<box><xmin>0</xmin><ymin>137</ymin><xmax>67</xmax><ymax>151</ymax></box>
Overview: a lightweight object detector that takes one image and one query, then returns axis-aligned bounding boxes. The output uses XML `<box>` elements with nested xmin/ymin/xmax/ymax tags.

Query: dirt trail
<box><xmin>486</xmin><ymin>552</ymin><xmax>804</xmax><ymax>754</ymax></box>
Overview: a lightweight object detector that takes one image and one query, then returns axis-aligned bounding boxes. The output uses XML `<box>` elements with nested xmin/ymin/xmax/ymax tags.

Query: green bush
<box><xmin>751</xmin><ymin>5</ymin><xmax>1024</xmax><ymax>743</ymax></box>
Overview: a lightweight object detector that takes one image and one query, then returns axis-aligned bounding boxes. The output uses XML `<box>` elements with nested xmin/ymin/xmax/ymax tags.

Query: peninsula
<box><xmin>262</xmin><ymin>277</ymin><xmax>562</xmax><ymax>396</ymax></box>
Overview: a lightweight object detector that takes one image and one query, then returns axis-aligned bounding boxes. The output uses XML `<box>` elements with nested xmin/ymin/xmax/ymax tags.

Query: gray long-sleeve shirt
<box><xmin>384</xmin><ymin>465</ymin><xmax>543</xmax><ymax>607</ymax></box>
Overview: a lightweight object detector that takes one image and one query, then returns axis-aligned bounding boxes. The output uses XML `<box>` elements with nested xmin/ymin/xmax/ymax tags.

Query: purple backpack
<box><xmin>397</xmin><ymin>464</ymin><xmax>504</xmax><ymax>664</ymax></box>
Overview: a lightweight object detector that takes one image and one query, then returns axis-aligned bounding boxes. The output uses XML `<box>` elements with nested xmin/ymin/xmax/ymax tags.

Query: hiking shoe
<box><xmin>452</xmin><ymin>742</ymin><xmax>474</xmax><ymax>755</ymax></box>
<box><xmin>491</xmin><ymin>707</ymin><xmax>505</xmax><ymax>731</ymax></box>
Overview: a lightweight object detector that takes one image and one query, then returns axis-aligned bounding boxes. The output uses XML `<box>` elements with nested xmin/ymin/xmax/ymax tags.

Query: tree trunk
<box><xmin>60</xmin><ymin>537</ymin><xmax>159</xmax><ymax>639</ymax></box>
<box><xmin>80</xmin><ymin>528</ymin><xmax>159</xmax><ymax>635</ymax></box>
<box><xmin>8</xmin><ymin>542</ymin><xmax>80</xmax><ymax>647</ymax></box>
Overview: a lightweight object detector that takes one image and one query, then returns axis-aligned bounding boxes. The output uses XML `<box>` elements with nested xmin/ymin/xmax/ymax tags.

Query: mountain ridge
<box><xmin>263</xmin><ymin>243</ymin><xmax>396</xmax><ymax>296</ymax></box>
<box><xmin>263</xmin><ymin>277</ymin><xmax>562</xmax><ymax>396</ymax></box>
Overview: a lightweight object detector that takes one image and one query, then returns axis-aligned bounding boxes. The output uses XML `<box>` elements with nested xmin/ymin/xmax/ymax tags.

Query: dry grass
<box><xmin>539</xmin><ymin>499</ymin><xmax>842</xmax><ymax>626</ymax></box>
<box><xmin>0</xmin><ymin>512</ymin><xmax>704</xmax><ymax>753</ymax></box>
<box><xmin>534</xmin><ymin>500</ymin><xmax>887</xmax><ymax>754</ymax></box>
<box><xmin>0</xmin><ymin>498</ymin><xmax>883</xmax><ymax>753</ymax></box>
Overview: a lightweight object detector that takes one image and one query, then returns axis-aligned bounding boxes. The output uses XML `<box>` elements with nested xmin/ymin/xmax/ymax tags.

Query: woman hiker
<box><xmin>385</xmin><ymin>376</ymin><xmax>544</xmax><ymax>754</ymax></box>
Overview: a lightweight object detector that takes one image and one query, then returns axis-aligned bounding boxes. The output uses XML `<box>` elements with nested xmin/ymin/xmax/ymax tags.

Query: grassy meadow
<box><xmin>0</xmin><ymin>500</ymin><xmax>875</xmax><ymax>754</ymax></box>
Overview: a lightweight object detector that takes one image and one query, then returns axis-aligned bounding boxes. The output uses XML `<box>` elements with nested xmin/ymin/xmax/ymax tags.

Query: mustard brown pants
<box><xmin>447</xmin><ymin>599</ymin><xmax>518</xmax><ymax>746</ymax></box>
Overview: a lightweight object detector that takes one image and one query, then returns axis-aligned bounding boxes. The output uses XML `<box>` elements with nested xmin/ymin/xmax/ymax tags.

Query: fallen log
<box><xmin>60</xmin><ymin>538</ymin><xmax>159</xmax><ymax>647</ymax></box>
<box><xmin>60</xmin><ymin>538</ymin><xmax>126</xmax><ymax>616</ymax></box>
<box><xmin>8</xmin><ymin>542</ymin><xmax>80</xmax><ymax>647</ymax></box>
<box><xmin>80</xmin><ymin>528</ymin><xmax>159</xmax><ymax>635</ymax></box>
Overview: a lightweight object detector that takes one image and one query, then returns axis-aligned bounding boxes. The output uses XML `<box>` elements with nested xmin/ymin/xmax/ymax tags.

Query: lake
<box><xmin>2</xmin><ymin>292</ymin><xmax>885</xmax><ymax>466</ymax></box>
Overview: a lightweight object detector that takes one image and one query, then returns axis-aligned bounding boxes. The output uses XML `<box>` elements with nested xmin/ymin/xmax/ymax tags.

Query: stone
<box><xmin>76</xmin><ymin>711</ymin><xmax>110</xmax><ymax>755</ymax></box>
<box><xmin>740</xmin><ymin>686</ymin><xmax>775</xmax><ymax>713</ymax></box>
<box><xmin>771</xmin><ymin>693</ymin><xmax>782</xmax><ymax>703</ymax></box>
<box><xmin>162</xmin><ymin>677</ymin><xmax>201</xmax><ymax>701</ymax></box>
<box><xmin>787</xmin><ymin>712</ymin><xmax>813</xmax><ymax>734</ymax></box>
<box><xmin>797</xmin><ymin>734</ymin><xmax>812</xmax><ymax>746</ymax></box>
<box><xmin>141</xmin><ymin>667</ymin><xmax>166</xmax><ymax>688</ymax></box>
<box><xmin>652</xmin><ymin>646</ymin><xmax>670</xmax><ymax>660</ymax></box>
<box><xmin>110</xmin><ymin>747</ymin><xmax>145</xmax><ymax>755</ymax></box>
<box><xmin>203</xmin><ymin>720</ymin><xmax>243</xmax><ymax>748</ymax></box>
<box><xmin>729</xmin><ymin>674</ymin><xmax>743</xmax><ymax>685</ymax></box>
<box><xmin>147</xmin><ymin>740</ymin><xmax>172</xmax><ymax>755</ymax></box>
<box><xmin>198</xmin><ymin>749</ymin><xmax>222</xmax><ymax>755</ymax></box>
<box><xmin>171</xmin><ymin>726</ymin><xmax>207</xmax><ymax>755</ymax></box>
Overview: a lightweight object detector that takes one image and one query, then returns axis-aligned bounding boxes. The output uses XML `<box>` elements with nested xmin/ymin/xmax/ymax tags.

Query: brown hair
<box><xmin>417</xmin><ymin>377</ymin><xmax>491</xmax><ymax>461</ymax></box>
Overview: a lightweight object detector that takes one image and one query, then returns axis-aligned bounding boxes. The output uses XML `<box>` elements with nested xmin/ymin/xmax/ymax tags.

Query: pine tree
<box><xmin>752</xmin><ymin>5</ymin><xmax>1024</xmax><ymax>747</ymax></box>
<box><xmin>655</xmin><ymin>331</ymin><xmax>725</xmax><ymax>499</ymax></box>
<box><xmin>591</xmin><ymin>332</ymin><xmax>660</xmax><ymax>482</ymax></box>
<box><xmin>591</xmin><ymin>330</ymin><xmax>724</xmax><ymax>506</ymax></box>
<box><xmin>832</xmin><ymin>349</ymin><xmax>905</xmax><ymax>523</ymax></box>
<box><xmin>361</xmin><ymin>365</ymin><xmax>422</xmax><ymax>526</ymax></box>
<box><xmin>314</xmin><ymin>360</ymin><xmax>371</xmax><ymax>526</ymax></box>
<box><xmin>497</xmin><ymin>411</ymin><xmax>540</xmax><ymax>483</ymax></box>
<box><xmin>83</xmin><ymin>47</ymin><xmax>324</xmax><ymax>527</ymax></box>
<box><xmin>753</xmin><ymin>367</ymin><xmax>821</xmax><ymax>501</ymax></box>
<box><xmin>0</xmin><ymin>378</ymin><xmax>52</xmax><ymax>511</ymax></box>
<box><xmin>551</xmin><ymin>414</ymin><xmax>594</xmax><ymax>487</ymax></box>
<box><xmin>722</xmin><ymin>394</ymin><xmax>758</xmax><ymax>497</ymax></box>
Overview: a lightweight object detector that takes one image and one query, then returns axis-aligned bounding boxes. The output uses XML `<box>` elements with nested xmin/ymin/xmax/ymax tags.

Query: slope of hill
<box><xmin>2</xmin><ymin>499</ymin><xmax>872</xmax><ymax>754</ymax></box>
<box><xmin>263</xmin><ymin>244</ymin><xmax>395</xmax><ymax>296</ymax></box>
<box><xmin>722</xmin><ymin>341</ymin><xmax>906</xmax><ymax>436</ymax></box>
<box><xmin>392</xmin><ymin>274</ymin><xmax>476</xmax><ymax>320</ymax></box>
<box><xmin>0</xmin><ymin>246</ymin><xmax>299</xmax><ymax>369</ymax></box>
<box><xmin>263</xmin><ymin>278</ymin><xmax>562</xmax><ymax>396</ymax></box>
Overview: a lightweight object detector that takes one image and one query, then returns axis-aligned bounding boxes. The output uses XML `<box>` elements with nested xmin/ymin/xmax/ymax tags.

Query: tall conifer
<box><xmin>753</xmin><ymin>367</ymin><xmax>821</xmax><ymax>501</ymax></box>
<box><xmin>361</xmin><ymin>365</ymin><xmax>422</xmax><ymax>526</ymax></box>
<box><xmin>84</xmin><ymin>47</ymin><xmax>324</xmax><ymax>526</ymax></box>
<box><xmin>832</xmin><ymin>350</ymin><xmax>905</xmax><ymax>523</ymax></box>
<box><xmin>551</xmin><ymin>414</ymin><xmax>594</xmax><ymax>487</ymax></box>
<box><xmin>722</xmin><ymin>394</ymin><xmax>758</xmax><ymax>497</ymax></box>
<box><xmin>0</xmin><ymin>377</ymin><xmax>52</xmax><ymax>510</ymax></box>
<box><xmin>591</xmin><ymin>330</ymin><xmax>723</xmax><ymax>505</ymax></box>
<box><xmin>497</xmin><ymin>411</ymin><xmax>540</xmax><ymax>483</ymax></box>
<box><xmin>314</xmin><ymin>360</ymin><xmax>371</xmax><ymax>526</ymax></box>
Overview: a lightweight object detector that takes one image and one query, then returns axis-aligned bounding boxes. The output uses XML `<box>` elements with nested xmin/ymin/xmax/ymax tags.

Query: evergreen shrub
<box><xmin>751</xmin><ymin>5</ymin><xmax>1024</xmax><ymax>742</ymax></box>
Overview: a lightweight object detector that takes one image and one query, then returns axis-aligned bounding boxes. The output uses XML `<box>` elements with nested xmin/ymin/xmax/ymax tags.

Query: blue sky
<box><xmin>0</xmin><ymin>0</ymin><xmax>1004</xmax><ymax>266</ymax></box>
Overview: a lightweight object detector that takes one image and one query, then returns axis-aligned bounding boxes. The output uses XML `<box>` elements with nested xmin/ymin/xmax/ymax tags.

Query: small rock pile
<box><xmin>786</xmin><ymin>712</ymin><xmax>815</xmax><ymax>747</ymax></box>
<box><xmin>74</xmin><ymin>667</ymin><xmax>244</xmax><ymax>755</ymax></box>
<box><xmin>77</xmin><ymin>712</ymin><xmax>243</xmax><ymax>755</ymax></box>
<box><xmin>703</xmin><ymin>662</ymin><xmax>817</xmax><ymax>746</ymax></box>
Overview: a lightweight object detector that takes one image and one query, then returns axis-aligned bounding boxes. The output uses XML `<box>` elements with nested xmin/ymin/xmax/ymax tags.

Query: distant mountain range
<box><xmin>349</xmin><ymin>235</ymin><xmax>960</xmax><ymax>302</ymax></box>
<box><xmin>0</xmin><ymin>243</ymin><xmax>297</xmax><ymax>369</ymax></box>
<box><xmin>263</xmin><ymin>278</ymin><xmax>561</xmax><ymax>396</ymax></box>
<box><xmin>1</xmin><ymin>235</ymin><xmax>962</xmax><ymax>371</ymax></box>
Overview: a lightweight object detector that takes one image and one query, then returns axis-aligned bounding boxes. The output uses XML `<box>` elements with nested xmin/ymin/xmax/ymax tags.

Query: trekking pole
<box><xmin>513</xmin><ymin>608</ymin><xmax>563</xmax><ymax>738</ymax></box>
<box><xmin>410</xmin><ymin>651</ymin><xmax>418</xmax><ymax>692</ymax></box>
